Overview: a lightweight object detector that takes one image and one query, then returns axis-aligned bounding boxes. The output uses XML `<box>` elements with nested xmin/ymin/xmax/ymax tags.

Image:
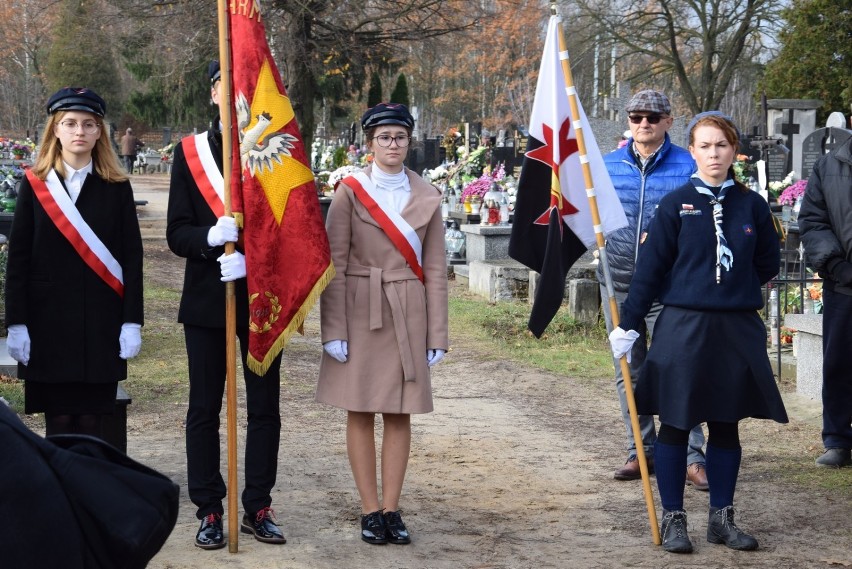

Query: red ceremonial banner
<box><xmin>227</xmin><ymin>4</ymin><xmax>334</xmax><ymax>375</ymax></box>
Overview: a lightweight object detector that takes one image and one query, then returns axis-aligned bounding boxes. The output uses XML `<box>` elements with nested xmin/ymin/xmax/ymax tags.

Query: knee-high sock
<box><xmin>706</xmin><ymin>443</ymin><xmax>741</xmax><ymax>509</ymax></box>
<box><xmin>654</xmin><ymin>441</ymin><xmax>688</xmax><ymax>512</ymax></box>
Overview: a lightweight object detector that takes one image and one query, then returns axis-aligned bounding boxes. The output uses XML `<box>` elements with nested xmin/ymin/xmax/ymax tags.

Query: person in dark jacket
<box><xmin>798</xmin><ymin>136</ymin><xmax>852</xmax><ymax>468</ymax></box>
<box><xmin>0</xmin><ymin>401</ymin><xmax>178</xmax><ymax>569</ymax></box>
<box><xmin>609</xmin><ymin>112</ymin><xmax>788</xmax><ymax>554</ymax></box>
<box><xmin>599</xmin><ymin>89</ymin><xmax>707</xmax><ymax>487</ymax></box>
<box><xmin>166</xmin><ymin>61</ymin><xmax>285</xmax><ymax>549</ymax></box>
<box><xmin>5</xmin><ymin>87</ymin><xmax>144</xmax><ymax>441</ymax></box>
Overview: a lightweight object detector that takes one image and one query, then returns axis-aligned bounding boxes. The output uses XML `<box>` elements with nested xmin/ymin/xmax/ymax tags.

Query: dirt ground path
<box><xmin>130</xmin><ymin>175</ymin><xmax>850</xmax><ymax>569</ymax></box>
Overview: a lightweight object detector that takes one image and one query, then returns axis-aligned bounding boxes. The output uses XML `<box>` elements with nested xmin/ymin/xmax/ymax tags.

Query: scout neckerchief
<box><xmin>691</xmin><ymin>174</ymin><xmax>734</xmax><ymax>283</ymax></box>
<box><xmin>343</xmin><ymin>171</ymin><xmax>424</xmax><ymax>283</ymax></box>
<box><xmin>182</xmin><ymin>132</ymin><xmax>224</xmax><ymax>217</ymax></box>
<box><xmin>26</xmin><ymin>168</ymin><xmax>125</xmax><ymax>297</ymax></box>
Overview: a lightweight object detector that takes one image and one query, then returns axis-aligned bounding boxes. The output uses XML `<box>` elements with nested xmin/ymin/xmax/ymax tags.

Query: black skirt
<box><xmin>25</xmin><ymin>381</ymin><xmax>118</xmax><ymax>415</ymax></box>
<box><xmin>635</xmin><ymin>306</ymin><xmax>788</xmax><ymax>430</ymax></box>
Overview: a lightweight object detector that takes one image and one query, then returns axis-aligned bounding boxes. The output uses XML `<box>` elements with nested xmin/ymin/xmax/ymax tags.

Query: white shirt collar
<box><xmin>62</xmin><ymin>160</ymin><xmax>93</xmax><ymax>204</ymax></box>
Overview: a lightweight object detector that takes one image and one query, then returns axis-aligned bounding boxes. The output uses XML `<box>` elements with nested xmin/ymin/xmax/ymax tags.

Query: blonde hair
<box><xmin>31</xmin><ymin>111</ymin><xmax>129</xmax><ymax>183</ymax></box>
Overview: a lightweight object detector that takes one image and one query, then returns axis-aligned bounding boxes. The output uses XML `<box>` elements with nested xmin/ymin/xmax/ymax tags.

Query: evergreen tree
<box><xmin>389</xmin><ymin>73</ymin><xmax>410</xmax><ymax>107</ymax></box>
<box><xmin>45</xmin><ymin>0</ymin><xmax>122</xmax><ymax>116</ymax></box>
<box><xmin>367</xmin><ymin>72</ymin><xmax>383</xmax><ymax>108</ymax></box>
<box><xmin>762</xmin><ymin>0</ymin><xmax>852</xmax><ymax>121</ymax></box>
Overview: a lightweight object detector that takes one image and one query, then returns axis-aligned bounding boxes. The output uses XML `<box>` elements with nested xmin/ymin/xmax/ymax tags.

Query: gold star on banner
<box><xmin>250</xmin><ymin>58</ymin><xmax>315</xmax><ymax>224</ymax></box>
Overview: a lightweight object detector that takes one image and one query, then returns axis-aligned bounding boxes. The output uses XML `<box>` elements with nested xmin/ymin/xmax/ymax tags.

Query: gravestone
<box><xmin>491</xmin><ymin>146</ymin><xmax>516</xmax><ymax>171</ymax></box>
<box><xmin>423</xmin><ymin>138</ymin><xmax>440</xmax><ymax>171</ymax></box>
<box><xmin>513</xmin><ymin>134</ymin><xmax>529</xmax><ymax>178</ymax></box>
<box><xmin>765</xmin><ymin>145</ymin><xmax>791</xmax><ymax>183</ymax></box>
<box><xmin>405</xmin><ymin>141</ymin><xmax>425</xmax><ymax>174</ymax></box>
<box><xmin>801</xmin><ymin>127</ymin><xmax>852</xmax><ymax>179</ymax></box>
<box><xmin>826</xmin><ymin>112</ymin><xmax>847</xmax><ymax>129</ymax></box>
<box><xmin>767</xmin><ymin>99</ymin><xmax>822</xmax><ymax>178</ymax></box>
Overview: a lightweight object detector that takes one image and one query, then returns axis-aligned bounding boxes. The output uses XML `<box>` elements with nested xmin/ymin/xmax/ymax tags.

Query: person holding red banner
<box><xmin>316</xmin><ymin>103</ymin><xmax>449</xmax><ymax>545</ymax></box>
<box><xmin>166</xmin><ymin>62</ymin><xmax>285</xmax><ymax>550</ymax></box>
<box><xmin>5</xmin><ymin>87</ymin><xmax>143</xmax><ymax>440</ymax></box>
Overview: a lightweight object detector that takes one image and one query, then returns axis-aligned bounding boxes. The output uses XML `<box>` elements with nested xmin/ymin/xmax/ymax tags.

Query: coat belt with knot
<box><xmin>345</xmin><ymin>263</ymin><xmax>422</xmax><ymax>381</ymax></box>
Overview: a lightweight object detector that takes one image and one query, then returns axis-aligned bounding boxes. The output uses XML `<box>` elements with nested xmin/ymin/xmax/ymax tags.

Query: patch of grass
<box><xmin>789</xmin><ymin>460</ymin><xmax>852</xmax><ymax>495</ymax></box>
<box><xmin>126</xmin><ymin>283</ymin><xmax>189</xmax><ymax>413</ymax></box>
<box><xmin>448</xmin><ymin>284</ymin><xmax>612</xmax><ymax>380</ymax></box>
<box><xmin>0</xmin><ymin>375</ymin><xmax>24</xmax><ymax>410</ymax></box>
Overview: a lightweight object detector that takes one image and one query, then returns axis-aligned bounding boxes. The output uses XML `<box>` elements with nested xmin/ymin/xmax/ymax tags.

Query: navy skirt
<box><xmin>635</xmin><ymin>306</ymin><xmax>788</xmax><ymax>430</ymax></box>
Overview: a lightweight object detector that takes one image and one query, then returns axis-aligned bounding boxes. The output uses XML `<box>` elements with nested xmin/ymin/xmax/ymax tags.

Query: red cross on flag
<box><xmin>510</xmin><ymin>15</ymin><xmax>626</xmax><ymax>337</ymax></box>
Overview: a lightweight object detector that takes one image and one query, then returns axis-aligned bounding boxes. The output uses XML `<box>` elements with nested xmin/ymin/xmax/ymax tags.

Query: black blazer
<box><xmin>5</xmin><ymin>171</ymin><xmax>144</xmax><ymax>383</ymax></box>
<box><xmin>166</xmin><ymin>130</ymin><xmax>249</xmax><ymax>328</ymax></box>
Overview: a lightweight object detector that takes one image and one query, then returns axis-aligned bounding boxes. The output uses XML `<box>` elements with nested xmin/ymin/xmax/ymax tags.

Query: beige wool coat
<box><xmin>315</xmin><ymin>166</ymin><xmax>449</xmax><ymax>414</ymax></box>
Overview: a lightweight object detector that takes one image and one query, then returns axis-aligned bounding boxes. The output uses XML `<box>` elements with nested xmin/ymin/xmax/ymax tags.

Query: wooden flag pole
<box><xmin>551</xmin><ymin>4</ymin><xmax>661</xmax><ymax>545</ymax></box>
<box><xmin>216</xmin><ymin>0</ymin><xmax>239</xmax><ymax>553</ymax></box>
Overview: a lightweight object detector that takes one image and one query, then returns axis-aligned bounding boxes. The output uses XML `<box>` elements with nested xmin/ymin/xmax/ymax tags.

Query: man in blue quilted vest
<box><xmin>598</xmin><ymin>90</ymin><xmax>708</xmax><ymax>488</ymax></box>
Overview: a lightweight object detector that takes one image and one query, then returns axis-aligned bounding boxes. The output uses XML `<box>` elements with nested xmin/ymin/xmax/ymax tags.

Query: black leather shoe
<box><xmin>815</xmin><ymin>448</ymin><xmax>852</xmax><ymax>468</ymax></box>
<box><xmin>361</xmin><ymin>510</ymin><xmax>388</xmax><ymax>544</ymax></box>
<box><xmin>241</xmin><ymin>507</ymin><xmax>286</xmax><ymax>544</ymax></box>
<box><xmin>195</xmin><ymin>513</ymin><xmax>226</xmax><ymax>549</ymax></box>
<box><xmin>383</xmin><ymin>510</ymin><xmax>411</xmax><ymax>544</ymax></box>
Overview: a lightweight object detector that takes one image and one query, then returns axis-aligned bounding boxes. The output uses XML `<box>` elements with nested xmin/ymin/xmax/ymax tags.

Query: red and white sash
<box><xmin>182</xmin><ymin>132</ymin><xmax>224</xmax><ymax>217</ymax></box>
<box><xmin>344</xmin><ymin>172</ymin><xmax>424</xmax><ymax>282</ymax></box>
<box><xmin>26</xmin><ymin>168</ymin><xmax>124</xmax><ymax>297</ymax></box>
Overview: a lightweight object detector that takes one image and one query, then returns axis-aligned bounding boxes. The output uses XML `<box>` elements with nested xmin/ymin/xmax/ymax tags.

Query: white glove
<box><xmin>427</xmin><ymin>348</ymin><xmax>446</xmax><ymax>367</ymax></box>
<box><xmin>119</xmin><ymin>323</ymin><xmax>142</xmax><ymax>360</ymax></box>
<box><xmin>609</xmin><ymin>327</ymin><xmax>640</xmax><ymax>363</ymax></box>
<box><xmin>323</xmin><ymin>340</ymin><xmax>348</xmax><ymax>363</ymax></box>
<box><xmin>217</xmin><ymin>251</ymin><xmax>246</xmax><ymax>281</ymax></box>
<box><xmin>207</xmin><ymin>216</ymin><xmax>238</xmax><ymax>247</ymax></box>
<box><xmin>7</xmin><ymin>324</ymin><xmax>30</xmax><ymax>365</ymax></box>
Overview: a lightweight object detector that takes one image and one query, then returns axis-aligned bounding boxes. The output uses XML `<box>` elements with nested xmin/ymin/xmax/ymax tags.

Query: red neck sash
<box><xmin>182</xmin><ymin>132</ymin><xmax>224</xmax><ymax>217</ymax></box>
<box><xmin>26</xmin><ymin>169</ymin><xmax>124</xmax><ymax>297</ymax></box>
<box><xmin>344</xmin><ymin>172</ymin><xmax>424</xmax><ymax>283</ymax></box>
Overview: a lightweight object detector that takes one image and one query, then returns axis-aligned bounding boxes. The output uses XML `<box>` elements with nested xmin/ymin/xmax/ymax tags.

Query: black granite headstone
<box><xmin>491</xmin><ymin>146</ymin><xmax>516</xmax><ymax>170</ymax></box>
<box><xmin>766</xmin><ymin>145</ymin><xmax>790</xmax><ymax>182</ymax></box>
<box><xmin>423</xmin><ymin>139</ymin><xmax>440</xmax><ymax>170</ymax></box>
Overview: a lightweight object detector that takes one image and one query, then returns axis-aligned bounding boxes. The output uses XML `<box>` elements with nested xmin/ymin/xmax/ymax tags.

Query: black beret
<box><xmin>46</xmin><ymin>87</ymin><xmax>106</xmax><ymax>117</ymax></box>
<box><xmin>361</xmin><ymin>103</ymin><xmax>415</xmax><ymax>131</ymax></box>
<box><xmin>209</xmin><ymin>60</ymin><xmax>221</xmax><ymax>84</ymax></box>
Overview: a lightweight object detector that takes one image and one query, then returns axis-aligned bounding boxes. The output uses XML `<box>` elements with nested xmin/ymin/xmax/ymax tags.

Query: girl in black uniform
<box><xmin>609</xmin><ymin>112</ymin><xmax>788</xmax><ymax>554</ymax></box>
<box><xmin>5</xmin><ymin>88</ymin><xmax>143</xmax><ymax>440</ymax></box>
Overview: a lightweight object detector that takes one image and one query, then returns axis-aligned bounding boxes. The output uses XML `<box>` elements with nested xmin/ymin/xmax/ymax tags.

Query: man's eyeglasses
<box><xmin>372</xmin><ymin>134</ymin><xmax>410</xmax><ymax>148</ymax></box>
<box><xmin>628</xmin><ymin>114</ymin><xmax>665</xmax><ymax>125</ymax></box>
<box><xmin>57</xmin><ymin>119</ymin><xmax>101</xmax><ymax>135</ymax></box>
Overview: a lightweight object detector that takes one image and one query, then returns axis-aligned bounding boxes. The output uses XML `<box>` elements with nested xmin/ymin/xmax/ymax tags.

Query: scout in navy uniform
<box><xmin>166</xmin><ymin>61</ymin><xmax>286</xmax><ymax>550</ymax></box>
<box><xmin>609</xmin><ymin>112</ymin><xmax>788</xmax><ymax>554</ymax></box>
<box><xmin>600</xmin><ymin>89</ymin><xmax>708</xmax><ymax>488</ymax></box>
<box><xmin>5</xmin><ymin>87</ymin><xmax>144</xmax><ymax>440</ymax></box>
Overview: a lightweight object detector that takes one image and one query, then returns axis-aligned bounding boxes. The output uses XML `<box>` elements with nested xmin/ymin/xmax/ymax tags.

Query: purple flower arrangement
<box><xmin>778</xmin><ymin>179</ymin><xmax>807</xmax><ymax>206</ymax></box>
